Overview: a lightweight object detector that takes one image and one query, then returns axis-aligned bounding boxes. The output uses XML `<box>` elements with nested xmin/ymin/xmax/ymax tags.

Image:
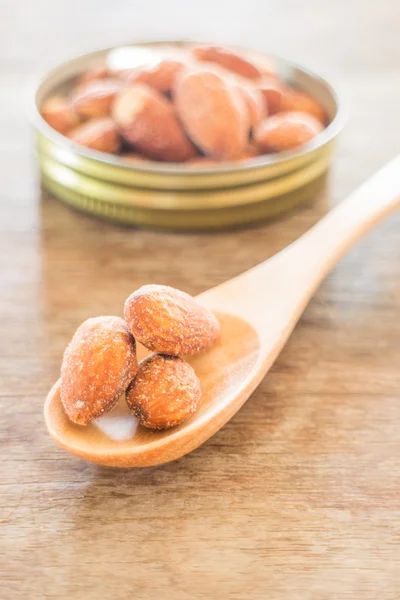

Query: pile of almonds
<box><xmin>60</xmin><ymin>285</ymin><xmax>220</xmax><ymax>430</ymax></box>
<box><xmin>41</xmin><ymin>44</ymin><xmax>327</xmax><ymax>165</ymax></box>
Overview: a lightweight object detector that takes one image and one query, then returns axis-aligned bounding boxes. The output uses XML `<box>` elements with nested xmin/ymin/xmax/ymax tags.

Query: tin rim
<box><xmin>29</xmin><ymin>40</ymin><xmax>345</xmax><ymax>179</ymax></box>
<box><xmin>38</xmin><ymin>143</ymin><xmax>333</xmax><ymax>210</ymax></box>
<box><xmin>41</xmin><ymin>171</ymin><xmax>329</xmax><ymax>230</ymax></box>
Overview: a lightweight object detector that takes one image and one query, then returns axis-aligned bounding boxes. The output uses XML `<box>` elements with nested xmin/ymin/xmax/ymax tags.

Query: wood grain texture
<box><xmin>44</xmin><ymin>158</ymin><xmax>400</xmax><ymax>467</ymax></box>
<box><xmin>1</xmin><ymin>1</ymin><xmax>400</xmax><ymax>598</ymax></box>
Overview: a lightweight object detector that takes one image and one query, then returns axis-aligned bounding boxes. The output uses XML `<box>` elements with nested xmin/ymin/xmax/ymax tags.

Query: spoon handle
<box><xmin>282</xmin><ymin>155</ymin><xmax>400</xmax><ymax>281</ymax></box>
<box><xmin>208</xmin><ymin>156</ymin><xmax>400</xmax><ymax>328</ymax></box>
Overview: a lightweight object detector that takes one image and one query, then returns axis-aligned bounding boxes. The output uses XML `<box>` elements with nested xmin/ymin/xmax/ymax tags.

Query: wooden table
<box><xmin>1</xmin><ymin>1</ymin><xmax>400</xmax><ymax>598</ymax></box>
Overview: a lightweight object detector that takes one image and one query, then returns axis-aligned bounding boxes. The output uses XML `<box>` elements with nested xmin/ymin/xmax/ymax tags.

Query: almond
<box><xmin>191</xmin><ymin>45</ymin><xmax>264</xmax><ymax>80</ymax></box>
<box><xmin>113</xmin><ymin>84</ymin><xmax>196</xmax><ymax>161</ymax></box>
<box><xmin>258</xmin><ymin>79</ymin><xmax>284</xmax><ymax>115</ymax></box>
<box><xmin>40</xmin><ymin>96</ymin><xmax>79</xmax><ymax>135</ymax></box>
<box><xmin>238</xmin><ymin>85</ymin><xmax>266</xmax><ymax>130</ymax></box>
<box><xmin>257</xmin><ymin>57</ymin><xmax>278</xmax><ymax>80</ymax></box>
<box><xmin>60</xmin><ymin>316</ymin><xmax>138</xmax><ymax>425</ymax></box>
<box><xmin>175</xmin><ymin>67</ymin><xmax>250</xmax><ymax>159</ymax></box>
<box><xmin>255</xmin><ymin>112</ymin><xmax>323</xmax><ymax>152</ymax></box>
<box><xmin>126</xmin><ymin>354</ymin><xmax>201</xmax><ymax>430</ymax></box>
<box><xmin>124</xmin><ymin>284</ymin><xmax>221</xmax><ymax>356</ymax></box>
<box><xmin>236</xmin><ymin>142</ymin><xmax>260</xmax><ymax>162</ymax></box>
<box><xmin>125</xmin><ymin>59</ymin><xmax>186</xmax><ymax>94</ymax></box>
<box><xmin>68</xmin><ymin>117</ymin><xmax>120</xmax><ymax>153</ymax></box>
<box><xmin>279</xmin><ymin>89</ymin><xmax>326</xmax><ymax>123</ymax></box>
<box><xmin>78</xmin><ymin>64</ymin><xmax>108</xmax><ymax>86</ymax></box>
<box><xmin>71</xmin><ymin>78</ymin><xmax>123</xmax><ymax>118</ymax></box>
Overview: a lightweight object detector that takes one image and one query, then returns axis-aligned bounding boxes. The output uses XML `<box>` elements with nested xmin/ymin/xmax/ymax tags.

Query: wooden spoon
<box><xmin>45</xmin><ymin>156</ymin><xmax>400</xmax><ymax>467</ymax></box>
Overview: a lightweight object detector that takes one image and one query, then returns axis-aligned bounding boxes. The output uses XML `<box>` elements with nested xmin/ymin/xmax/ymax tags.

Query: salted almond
<box><xmin>126</xmin><ymin>354</ymin><xmax>201</xmax><ymax>430</ymax></box>
<box><xmin>124</xmin><ymin>284</ymin><xmax>221</xmax><ymax>356</ymax></box>
<box><xmin>113</xmin><ymin>84</ymin><xmax>196</xmax><ymax>161</ymax></box>
<box><xmin>71</xmin><ymin>78</ymin><xmax>123</xmax><ymax>118</ymax></box>
<box><xmin>175</xmin><ymin>67</ymin><xmax>250</xmax><ymax>159</ymax></box>
<box><xmin>238</xmin><ymin>85</ymin><xmax>266</xmax><ymax>130</ymax></box>
<box><xmin>125</xmin><ymin>59</ymin><xmax>186</xmax><ymax>94</ymax></box>
<box><xmin>60</xmin><ymin>316</ymin><xmax>138</xmax><ymax>425</ymax></box>
<box><xmin>257</xmin><ymin>57</ymin><xmax>278</xmax><ymax>80</ymax></box>
<box><xmin>191</xmin><ymin>45</ymin><xmax>264</xmax><ymax>80</ymax></box>
<box><xmin>78</xmin><ymin>64</ymin><xmax>108</xmax><ymax>86</ymax></box>
<box><xmin>279</xmin><ymin>89</ymin><xmax>326</xmax><ymax>123</ymax></box>
<box><xmin>255</xmin><ymin>112</ymin><xmax>323</xmax><ymax>152</ymax></box>
<box><xmin>236</xmin><ymin>142</ymin><xmax>260</xmax><ymax>162</ymax></box>
<box><xmin>68</xmin><ymin>118</ymin><xmax>120</xmax><ymax>153</ymax></box>
<box><xmin>258</xmin><ymin>78</ymin><xmax>284</xmax><ymax>115</ymax></box>
<box><xmin>40</xmin><ymin>96</ymin><xmax>79</xmax><ymax>135</ymax></box>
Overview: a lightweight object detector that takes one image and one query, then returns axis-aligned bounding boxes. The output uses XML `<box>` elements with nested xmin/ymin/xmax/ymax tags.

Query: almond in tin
<box><xmin>125</xmin><ymin>58</ymin><xmax>186</xmax><ymax>94</ymax></box>
<box><xmin>71</xmin><ymin>78</ymin><xmax>123</xmax><ymax>118</ymax></box>
<box><xmin>77</xmin><ymin>64</ymin><xmax>108</xmax><ymax>86</ymax></box>
<box><xmin>191</xmin><ymin>45</ymin><xmax>264</xmax><ymax>80</ymax></box>
<box><xmin>40</xmin><ymin>96</ymin><xmax>79</xmax><ymax>135</ymax></box>
<box><xmin>279</xmin><ymin>89</ymin><xmax>326</xmax><ymax>123</ymax></box>
<box><xmin>238</xmin><ymin>85</ymin><xmax>266</xmax><ymax>130</ymax></box>
<box><xmin>255</xmin><ymin>111</ymin><xmax>323</xmax><ymax>152</ymax></box>
<box><xmin>68</xmin><ymin>117</ymin><xmax>121</xmax><ymax>153</ymax></box>
<box><xmin>258</xmin><ymin>79</ymin><xmax>284</xmax><ymax>115</ymax></box>
<box><xmin>175</xmin><ymin>67</ymin><xmax>250</xmax><ymax>159</ymax></box>
<box><xmin>113</xmin><ymin>84</ymin><xmax>196</xmax><ymax>161</ymax></box>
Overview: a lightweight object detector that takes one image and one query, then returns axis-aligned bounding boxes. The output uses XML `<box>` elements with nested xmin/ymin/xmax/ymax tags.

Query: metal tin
<box><xmin>30</xmin><ymin>42</ymin><xmax>344</xmax><ymax>230</ymax></box>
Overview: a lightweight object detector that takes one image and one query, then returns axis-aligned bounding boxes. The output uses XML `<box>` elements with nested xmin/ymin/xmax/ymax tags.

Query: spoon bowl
<box><xmin>45</xmin><ymin>156</ymin><xmax>400</xmax><ymax>466</ymax></box>
<box><xmin>45</xmin><ymin>312</ymin><xmax>261</xmax><ymax>466</ymax></box>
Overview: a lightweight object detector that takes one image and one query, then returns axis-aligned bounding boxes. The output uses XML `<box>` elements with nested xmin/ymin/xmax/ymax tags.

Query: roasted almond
<box><xmin>238</xmin><ymin>85</ymin><xmax>266</xmax><ymax>130</ymax></box>
<box><xmin>255</xmin><ymin>111</ymin><xmax>323</xmax><ymax>152</ymax></box>
<box><xmin>256</xmin><ymin>57</ymin><xmax>278</xmax><ymax>80</ymax></box>
<box><xmin>279</xmin><ymin>89</ymin><xmax>326</xmax><ymax>123</ymax></box>
<box><xmin>113</xmin><ymin>84</ymin><xmax>196</xmax><ymax>161</ymax></box>
<box><xmin>191</xmin><ymin>45</ymin><xmax>264</xmax><ymax>80</ymax></box>
<box><xmin>78</xmin><ymin>64</ymin><xmax>108</xmax><ymax>86</ymax></box>
<box><xmin>258</xmin><ymin>78</ymin><xmax>284</xmax><ymax>115</ymax></box>
<box><xmin>236</xmin><ymin>142</ymin><xmax>261</xmax><ymax>162</ymax></box>
<box><xmin>125</xmin><ymin>59</ymin><xmax>186</xmax><ymax>94</ymax></box>
<box><xmin>71</xmin><ymin>78</ymin><xmax>123</xmax><ymax>118</ymax></box>
<box><xmin>40</xmin><ymin>96</ymin><xmax>79</xmax><ymax>135</ymax></box>
<box><xmin>68</xmin><ymin>117</ymin><xmax>120</xmax><ymax>153</ymax></box>
<box><xmin>124</xmin><ymin>284</ymin><xmax>221</xmax><ymax>356</ymax></box>
<box><xmin>175</xmin><ymin>67</ymin><xmax>250</xmax><ymax>159</ymax></box>
<box><xmin>126</xmin><ymin>354</ymin><xmax>201</xmax><ymax>430</ymax></box>
<box><xmin>60</xmin><ymin>316</ymin><xmax>138</xmax><ymax>425</ymax></box>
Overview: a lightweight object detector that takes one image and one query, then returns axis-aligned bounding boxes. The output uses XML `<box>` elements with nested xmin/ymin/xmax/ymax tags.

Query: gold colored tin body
<box><xmin>31</xmin><ymin>42</ymin><xmax>343</xmax><ymax>230</ymax></box>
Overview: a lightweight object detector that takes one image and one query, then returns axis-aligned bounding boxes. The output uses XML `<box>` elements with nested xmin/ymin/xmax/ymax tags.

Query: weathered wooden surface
<box><xmin>1</xmin><ymin>1</ymin><xmax>400</xmax><ymax>598</ymax></box>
